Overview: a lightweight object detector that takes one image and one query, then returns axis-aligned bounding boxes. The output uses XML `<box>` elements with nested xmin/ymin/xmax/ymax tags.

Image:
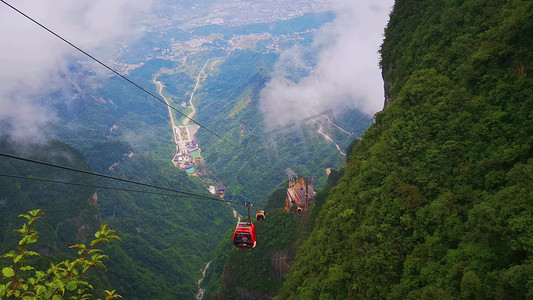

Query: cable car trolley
<box><xmin>232</xmin><ymin>221</ymin><xmax>256</xmax><ymax>249</ymax></box>
<box><xmin>255</xmin><ymin>210</ymin><xmax>266</xmax><ymax>221</ymax></box>
<box><xmin>232</xmin><ymin>201</ymin><xmax>257</xmax><ymax>249</ymax></box>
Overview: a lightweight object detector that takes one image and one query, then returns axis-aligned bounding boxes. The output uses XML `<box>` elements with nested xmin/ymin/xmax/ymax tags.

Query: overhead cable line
<box><xmin>0</xmin><ymin>173</ymin><xmax>223</xmax><ymax>202</ymax></box>
<box><xmin>0</xmin><ymin>0</ymin><xmax>263</xmax><ymax>166</ymax></box>
<box><xmin>0</xmin><ymin>153</ymin><xmax>227</xmax><ymax>203</ymax></box>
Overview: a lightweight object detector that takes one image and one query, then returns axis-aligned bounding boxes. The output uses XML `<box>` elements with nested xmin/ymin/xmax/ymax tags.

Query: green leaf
<box><xmin>91</xmin><ymin>254</ymin><xmax>106</xmax><ymax>262</ymax></box>
<box><xmin>52</xmin><ymin>294</ymin><xmax>62</xmax><ymax>300</ymax></box>
<box><xmin>29</xmin><ymin>209</ymin><xmax>43</xmax><ymax>217</ymax></box>
<box><xmin>18</xmin><ymin>214</ymin><xmax>31</xmax><ymax>221</ymax></box>
<box><xmin>26</xmin><ymin>234</ymin><xmax>38</xmax><ymax>244</ymax></box>
<box><xmin>68</xmin><ymin>244</ymin><xmax>86</xmax><ymax>250</ymax></box>
<box><xmin>0</xmin><ymin>284</ymin><xmax>5</xmax><ymax>298</ymax></box>
<box><xmin>2</xmin><ymin>267</ymin><xmax>15</xmax><ymax>278</ymax></box>
<box><xmin>20</xmin><ymin>266</ymin><xmax>35</xmax><ymax>271</ymax></box>
<box><xmin>4</xmin><ymin>251</ymin><xmax>16</xmax><ymax>258</ymax></box>
<box><xmin>82</xmin><ymin>266</ymin><xmax>90</xmax><ymax>274</ymax></box>
<box><xmin>14</xmin><ymin>254</ymin><xmax>24</xmax><ymax>263</ymax></box>
<box><xmin>108</xmin><ymin>235</ymin><xmax>121</xmax><ymax>242</ymax></box>
<box><xmin>35</xmin><ymin>271</ymin><xmax>45</xmax><ymax>280</ymax></box>
<box><xmin>19</xmin><ymin>236</ymin><xmax>28</xmax><ymax>245</ymax></box>
<box><xmin>103</xmin><ymin>228</ymin><xmax>116</xmax><ymax>236</ymax></box>
<box><xmin>86</xmin><ymin>249</ymin><xmax>103</xmax><ymax>256</ymax></box>
<box><xmin>36</xmin><ymin>285</ymin><xmax>46</xmax><ymax>295</ymax></box>
<box><xmin>66</xmin><ymin>281</ymin><xmax>77</xmax><ymax>291</ymax></box>
<box><xmin>67</xmin><ymin>260</ymin><xmax>78</xmax><ymax>272</ymax></box>
<box><xmin>90</xmin><ymin>238</ymin><xmax>108</xmax><ymax>247</ymax></box>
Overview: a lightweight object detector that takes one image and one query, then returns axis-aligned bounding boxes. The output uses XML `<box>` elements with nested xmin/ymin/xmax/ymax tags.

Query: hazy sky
<box><xmin>260</xmin><ymin>0</ymin><xmax>394</xmax><ymax>128</ymax></box>
<box><xmin>0</xmin><ymin>0</ymin><xmax>153</xmax><ymax>142</ymax></box>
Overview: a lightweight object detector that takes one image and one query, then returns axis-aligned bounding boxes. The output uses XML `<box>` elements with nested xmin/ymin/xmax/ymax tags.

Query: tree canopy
<box><xmin>277</xmin><ymin>0</ymin><xmax>533</xmax><ymax>298</ymax></box>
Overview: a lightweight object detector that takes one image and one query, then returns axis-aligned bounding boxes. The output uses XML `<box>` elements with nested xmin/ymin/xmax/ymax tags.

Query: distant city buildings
<box><xmin>145</xmin><ymin>0</ymin><xmax>329</xmax><ymax>32</ymax></box>
<box><xmin>171</xmin><ymin>125</ymin><xmax>203</xmax><ymax>174</ymax></box>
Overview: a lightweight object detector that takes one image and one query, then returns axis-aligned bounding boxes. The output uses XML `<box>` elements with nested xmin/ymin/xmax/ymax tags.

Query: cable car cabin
<box><xmin>255</xmin><ymin>210</ymin><xmax>266</xmax><ymax>221</ymax></box>
<box><xmin>232</xmin><ymin>222</ymin><xmax>256</xmax><ymax>249</ymax></box>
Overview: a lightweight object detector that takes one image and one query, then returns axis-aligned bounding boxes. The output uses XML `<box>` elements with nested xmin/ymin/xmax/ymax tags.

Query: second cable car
<box><xmin>255</xmin><ymin>210</ymin><xmax>266</xmax><ymax>221</ymax></box>
<box><xmin>232</xmin><ymin>221</ymin><xmax>256</xmax><ymax>249</ymax></box>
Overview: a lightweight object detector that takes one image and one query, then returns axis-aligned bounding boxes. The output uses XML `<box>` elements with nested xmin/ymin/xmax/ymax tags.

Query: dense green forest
<box><xmin>0</xmin><ymin>139</ymin><xmax>235</xmax><ymax>299</ymax></box>
<box><xmin>275</xmin><ymin>0</ymin><xmax>533</xmax><ymax>299</ymax></box>
<box><xmin>0</xmin><ymin>140</ymin><xmax>100</xmax><ymax>254</ymax></box>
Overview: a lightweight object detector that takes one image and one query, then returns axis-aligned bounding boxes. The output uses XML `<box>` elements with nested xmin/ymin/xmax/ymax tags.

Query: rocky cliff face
<box><xmin>269</xmin><ymin>249</ymin><xmax>293</xmax><ymax>278</ymax></box>
<box><xmin>219</xmin><ymin>249</ymin><xmax>294</xmax><ymax>300</ymax></box>
<box><xmin>381</xmin><ymin>62</ymin><xmax>394</xmax><ymax>108</ymax></box>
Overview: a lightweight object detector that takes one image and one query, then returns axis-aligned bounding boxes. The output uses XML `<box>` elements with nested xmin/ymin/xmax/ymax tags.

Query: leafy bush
<box><xmin>1</xmin><ymin>209</ymin><xmax>121</xmax><ymax>300</ymax></box>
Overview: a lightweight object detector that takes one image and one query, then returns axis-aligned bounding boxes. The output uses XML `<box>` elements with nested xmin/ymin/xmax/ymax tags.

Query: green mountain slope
<box><xmin>0</xmin><ymin>140</ymin><xmax>101</xmax><ymax>255</ymax></box>
<box><xmin>95</xmin><ymin>153</ymin><xmax>235</xmax><ymax>299</ymax></box>
<box><xmin>277</xmin><ymin>0</ymin><xmax>533</xmax><ymax>299</ymax></box>
<box><xmin>0</xmin><ymin>139</ymin><xmax>235</xmax><ymax>299</ymax></box>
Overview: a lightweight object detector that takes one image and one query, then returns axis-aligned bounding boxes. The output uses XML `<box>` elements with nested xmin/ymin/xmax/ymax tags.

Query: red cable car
<box><xmin>232</xmin><ymin>221</ymin><xmax>256</xmax><ymax>249</ymax></box>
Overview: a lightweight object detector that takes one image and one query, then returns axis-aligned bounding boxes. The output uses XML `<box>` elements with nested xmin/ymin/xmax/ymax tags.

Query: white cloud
<box><xmin>260</xmin><ymin>0</ymin><xmax>393</xmax><ymax>128</ymax></box>
<box><xmin>0</xmin><ymin>0</ymin><xmax>153</xmax><ymax>142</ymax></box>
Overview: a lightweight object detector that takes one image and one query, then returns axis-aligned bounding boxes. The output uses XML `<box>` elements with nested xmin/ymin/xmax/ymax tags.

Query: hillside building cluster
<box><xmin>286</xmin><ymin>177</ymin><xmax>315</xmax><ymax>211</ymax></box>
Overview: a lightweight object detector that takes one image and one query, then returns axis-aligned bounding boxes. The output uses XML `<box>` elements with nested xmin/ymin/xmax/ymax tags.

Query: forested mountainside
<box><xmin>0</xmin><ymin>140</ymin><xmax>101</xmax><ymax>254</ymax></box>
<box><xmin>275</xmin><ymin>0</ymin><xmax>533</xmax><ymax>299</ymax></box>
<box><xmin>0</xmin><ymin>140</ymin><xmax>234</xmax><ymax>299</ymax></box>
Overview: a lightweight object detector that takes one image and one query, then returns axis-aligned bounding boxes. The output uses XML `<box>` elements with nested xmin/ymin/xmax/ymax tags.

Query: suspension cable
<box><xmin>0</xmin><ymin>173</ymin><xmax>232</xmax><ymax>202</ymax></box>
<box><xmin>0</xmin><ymin>152</ymin><xmax>225</xmax><ymax>202</ymax></box>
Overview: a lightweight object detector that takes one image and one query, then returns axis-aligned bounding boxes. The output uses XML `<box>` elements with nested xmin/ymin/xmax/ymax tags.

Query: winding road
<box><xmin>152</xmin><ymin>78</ymin><xmax>179</xmax><ymax>143</ymax></box>
<box><xmin>305</xmin><ymin>110</ymin><xmax>349</xmax><ymax>157</ymax></box>
<box><xmin>184</xmin><ymin>59</ymin><xmax>210</xmax><ymax>126</ymax></box>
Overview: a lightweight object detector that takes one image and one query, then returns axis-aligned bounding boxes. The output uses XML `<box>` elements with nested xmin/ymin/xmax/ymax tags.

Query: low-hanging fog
<box><xmin>0</xmin><ymin>0</ymin><xmax>153</xmax><ymax>142</ymax></box>
<box><xmin>260</xmin><ymin>0</ymin><xmax>394</xmax><ymax>128</ymax></box>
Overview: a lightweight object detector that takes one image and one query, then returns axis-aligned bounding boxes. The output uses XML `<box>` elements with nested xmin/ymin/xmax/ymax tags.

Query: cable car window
<box><xmin>234</xmin><ymin>232</ymin><xmax>252</xmax><ymax>246</ymax></box>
